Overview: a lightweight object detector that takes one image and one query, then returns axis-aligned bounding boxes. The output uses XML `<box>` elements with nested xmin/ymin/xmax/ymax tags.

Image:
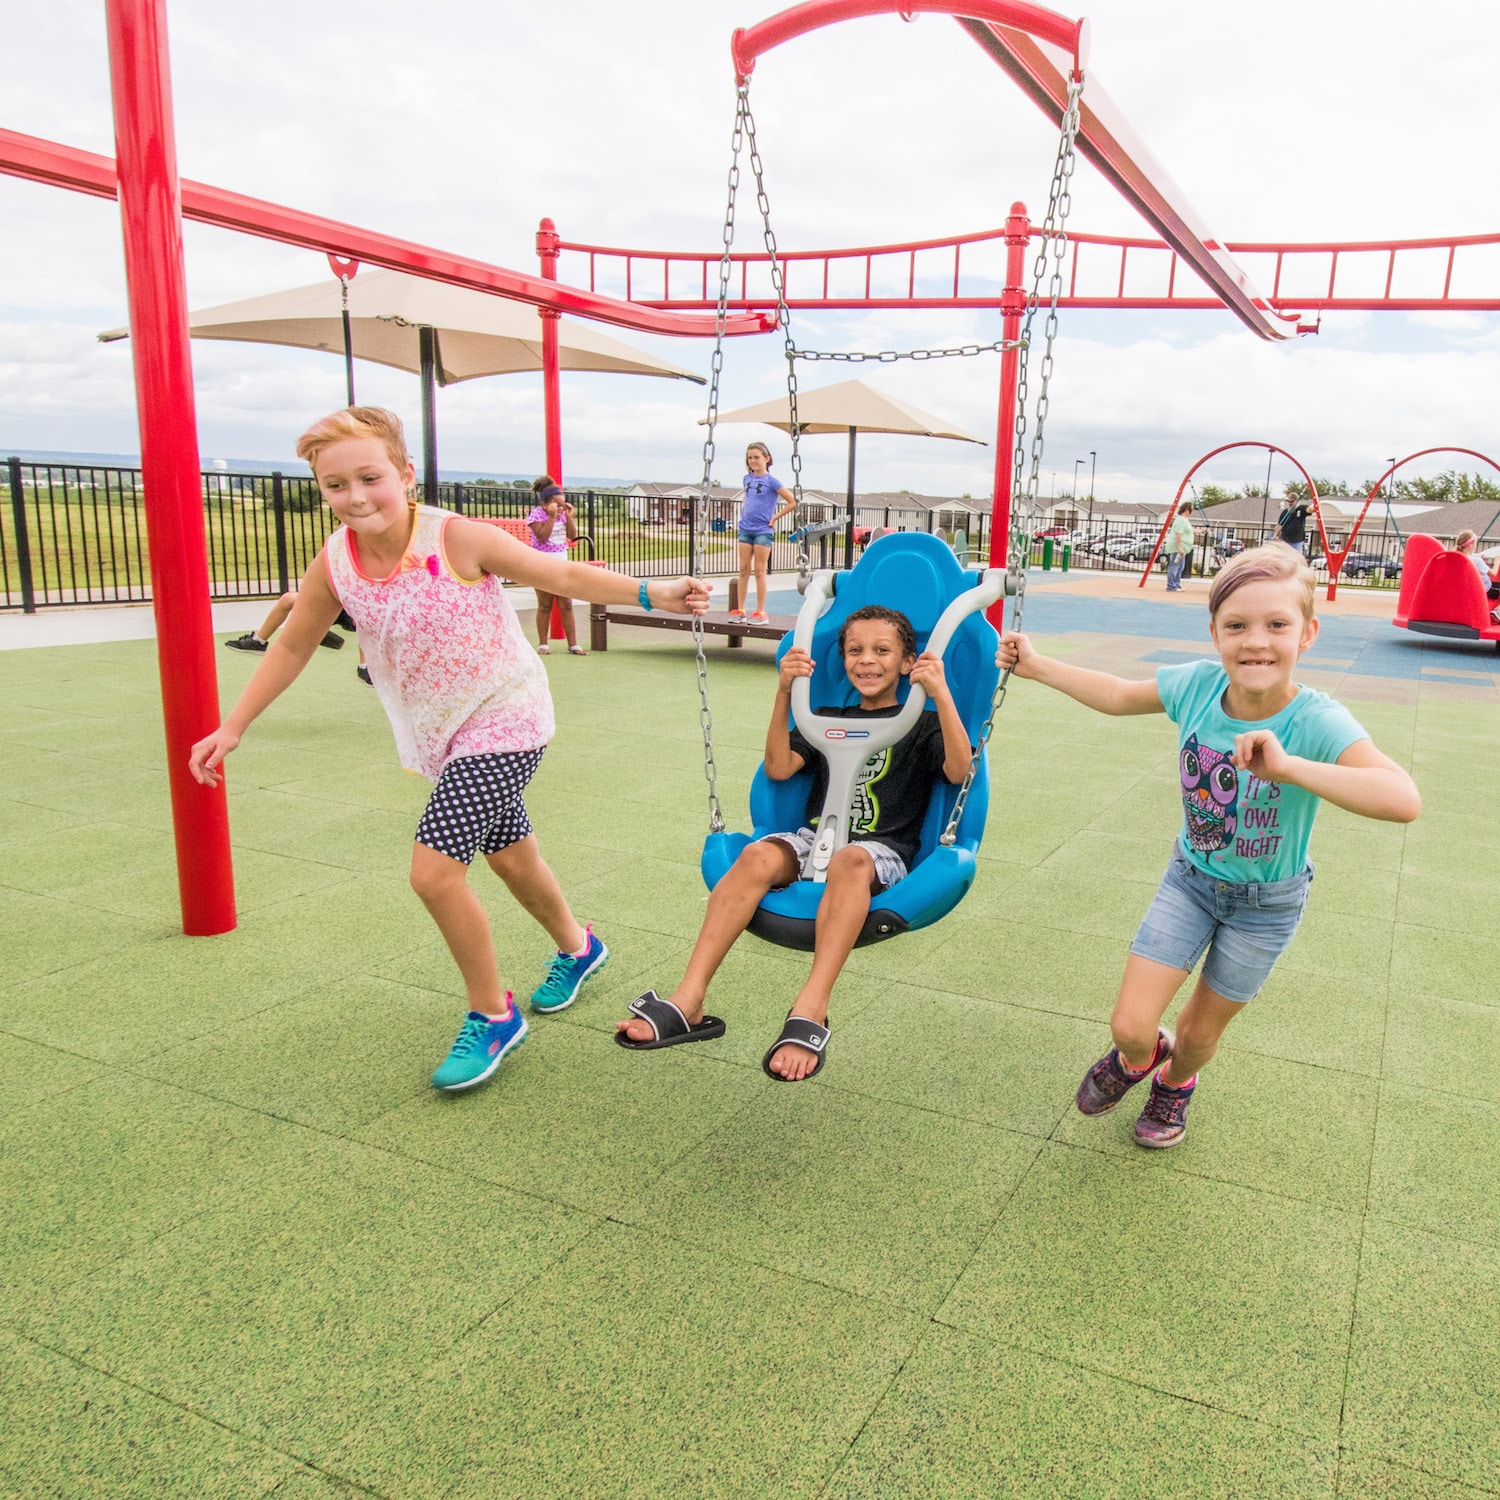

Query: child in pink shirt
<box><xmin>190</xmin><ymin>407</ymin><xmax>708</xmax><ymax>1093</ymax></box>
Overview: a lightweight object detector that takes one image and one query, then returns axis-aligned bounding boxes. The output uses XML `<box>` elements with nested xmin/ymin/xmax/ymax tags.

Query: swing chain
<box><xmin>939</xmin><ymin>72</ymin><xmax>1083</xmax><ymax>848</ymax></box>
<box><xmin>692</xmin><ymin>86</ymin><xmax>755</xmax><ymax>835</ymax></box>
<box><xmin>740</xmin><ymin>96</ymin><xmax>810</xmax><ymax>585</ymax></box>
<box><xmin>790</xmin><ymin>338</ymin><xmax>1023</xmax><ymax>364</ymax></box>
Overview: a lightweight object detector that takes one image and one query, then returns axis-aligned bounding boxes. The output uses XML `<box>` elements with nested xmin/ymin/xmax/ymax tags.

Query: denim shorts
<box><xmin>738</xmin><ymin>527</ymin><xmax>775</xmax><ymax>548</ymax></box>
<box><xmin>1129</xmin><ymin>845</ymin><xmax>1313</xmax><ymax>1004</ymax></box>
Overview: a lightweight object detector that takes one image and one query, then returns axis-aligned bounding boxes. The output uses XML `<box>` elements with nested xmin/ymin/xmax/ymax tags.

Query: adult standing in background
<box><xmin>1276</xmin><ymin>500</ymin><xmax>1310</xmax><ymax>554</ymax></box>
<box><xmin>528</xmin><ymin>477</ymin><xmax>585</xmax><ymax>656</ymax></box>
<box><xmin>1163</xmin><ymin>502</ymin><xmax>1198</xmax><ymax>592</ymax></box>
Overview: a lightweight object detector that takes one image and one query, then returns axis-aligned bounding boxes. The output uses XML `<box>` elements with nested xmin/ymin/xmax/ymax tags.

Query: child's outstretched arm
<box><xmin>188</xmin><ymin>555</ymin><xmax>344</xmax><ymax>787</ymax></box>
<box><xmin>908</xmin><ymin>652</ymin><xmax>974</xmax><ymax>783</ymax></box>
<box><xmin>765</xmin><ymin>647</ymin><xmax>811</xmax><ymax>781</ymax></box>
<box><xmin>997</xmin><ymin>630</ymin><xmax>1163</xmax><ymax>717</ymax></box>
<box><xmin>448</xmin><ymin>519</ymin><xmax>709</xmax><ymax>615</ymax></box>
<box><xmin>1232</xmin><ymin>731</ymin><xmax>1421</xmax><ymax>823</ymax></box>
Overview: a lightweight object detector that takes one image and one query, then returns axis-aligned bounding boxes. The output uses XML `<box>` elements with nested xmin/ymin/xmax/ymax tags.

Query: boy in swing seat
<box><xmin>615</xmin><ymin>605</ymin><xmax>974</xmax><ymax>1081</ymax></box>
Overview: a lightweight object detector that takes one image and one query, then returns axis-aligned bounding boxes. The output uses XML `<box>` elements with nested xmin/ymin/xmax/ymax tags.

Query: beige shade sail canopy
<box><xmin>707</xmin><ymin>378</ymin><xmax>984</xmax><ymax>442</ymax></box>
<box><xmin>708</xmin><ymin>378</ymin><xmax>985</xmax><ymax>567</ymax></box>
<box><xmin>99</xmin><ymin>268</ymin><xmax>705</xmax><ymax>385</ymax></box>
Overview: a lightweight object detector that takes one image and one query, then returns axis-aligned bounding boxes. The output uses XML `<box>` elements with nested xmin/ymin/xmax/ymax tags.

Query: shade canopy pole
<box><xmin>844</xmin><ymin>426</ymin><xmax>857</xmax><ymax>569</ymax></box>
<box><xmin>419</xmin><ymin>325</ymin><xmax>439</xmax><ymax>500</ymax></box>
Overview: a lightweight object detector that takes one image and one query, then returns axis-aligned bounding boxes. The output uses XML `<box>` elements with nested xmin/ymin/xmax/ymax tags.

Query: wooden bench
<box><xmin>589</xmin><ymin>604</ymin><xmax>794</xmax><ymax>652</ymax></box>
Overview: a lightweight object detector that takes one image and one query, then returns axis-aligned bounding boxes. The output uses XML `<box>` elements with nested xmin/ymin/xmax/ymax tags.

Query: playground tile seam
<box><xmin>617</xmin><ymin>1086</ymin><xmax>1044</xmax><ymax>1317</ymax></box>
<box><xmin>936</xmin><ymin>1141</ymin><xmax>1365</xmax><ymax>1443</ymax></box>
<box><xmin>823</xmin><ymin>1321</ymin><xmax>1341</xmax><ymax>1500</ymax></box>
<box><xmin>312</xmin><ymin>1219</ymin><xmax>928</xmax><ymax>1499</ymax></box>
<box><xmin>1340</xmin><ymin>1219</ymin><xmax>1500</xmax><ymax>1492</ymax></box>
<box><xmin>11</xmin><ymin>1127</ymin><xmax>596</xmax><ymax>1477</ymax></box>
<box><xmin>0</xmin><ymin>1326</ymin><xmax>336</xmax><ymax>1500</ymax></box>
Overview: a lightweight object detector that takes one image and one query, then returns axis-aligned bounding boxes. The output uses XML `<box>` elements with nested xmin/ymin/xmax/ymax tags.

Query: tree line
<box><xmin>1194</xmin><ymin>470</ymin><xmax>1500</xmax><ymax>507</ymax></box>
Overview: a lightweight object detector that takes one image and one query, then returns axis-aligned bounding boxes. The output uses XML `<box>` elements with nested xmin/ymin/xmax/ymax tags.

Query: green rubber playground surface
<box><xmin>2</xmin><ymin>619</ymin><xmax>1497</xmax><ymax>1498</ymax></box>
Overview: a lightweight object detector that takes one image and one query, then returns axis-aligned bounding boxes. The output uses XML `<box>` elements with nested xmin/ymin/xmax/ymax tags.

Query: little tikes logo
<box><xmin>825</xmin><ymin>728</ymin><xmax>869</xmax><ymax>740</ymax></box>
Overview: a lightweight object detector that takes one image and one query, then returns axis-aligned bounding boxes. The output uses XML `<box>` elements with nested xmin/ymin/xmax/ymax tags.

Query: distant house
<box><xmin>625</xmin><ymin>481</ymin><xmax>840</xmax><ymax>527</ymax></box>
<box><xmin>1194</xmin><ymin>493</ymin><xmax>1500</xmax><ymax>550</ymax></box>
<box><xmin>1032</xmin><ymin>498</ymin><xmax>1166</xmax><ymax>529</ymax></box>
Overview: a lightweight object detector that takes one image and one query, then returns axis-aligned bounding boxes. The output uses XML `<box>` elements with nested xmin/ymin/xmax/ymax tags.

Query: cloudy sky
<box><xmin>3</xmin><ymin>0</ymin><xmax>1498</xmax><ymax>502</ymax></box>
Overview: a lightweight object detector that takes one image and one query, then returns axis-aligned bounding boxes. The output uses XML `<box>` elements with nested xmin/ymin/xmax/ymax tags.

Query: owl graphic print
<box><xmin>1179</xmin><ymin>734</ymin><xmax>1239</xmax><ymax>852</ymax></box>
<box><xmin>1155</xmin><ymin>658</ymin><xmax>1369</xmax><ymax>885</ymax></box>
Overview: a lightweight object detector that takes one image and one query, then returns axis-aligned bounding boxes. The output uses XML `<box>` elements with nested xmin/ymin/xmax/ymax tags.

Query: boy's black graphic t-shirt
<box><xmin>786</xmin><ymin>703</ymin><xmax>950</xmax><ymax>869</ymax></box>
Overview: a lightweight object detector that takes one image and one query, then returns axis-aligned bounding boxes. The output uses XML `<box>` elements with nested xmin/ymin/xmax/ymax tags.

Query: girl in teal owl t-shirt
<box><xmin>997</xmin><ymin>543</ymin><xmax>1419</xmax><ymax>1148</ymax></box>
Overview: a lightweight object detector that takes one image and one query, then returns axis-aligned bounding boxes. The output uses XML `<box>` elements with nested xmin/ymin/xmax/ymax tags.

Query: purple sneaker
<box><xmin>1075</xmin><ymin>1029</ymin><xmax>1174</xmax><ymax>1117</ymax></box>
<box><xmin>1133</xmin><ymin>1072</ymin><xmax>1197</xmax><ymax>1149</ymax></box>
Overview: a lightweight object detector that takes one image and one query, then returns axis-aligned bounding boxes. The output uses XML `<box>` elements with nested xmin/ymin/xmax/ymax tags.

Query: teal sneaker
<box><xmin>431</xmin><ymin>1002</ymin><xmax>527</xmax><ymax>1092</ymax></box>
<box><xmin>530</xmin><ymin>926</ymin><xmax>609</xmax><ymax>1013</ymax></box>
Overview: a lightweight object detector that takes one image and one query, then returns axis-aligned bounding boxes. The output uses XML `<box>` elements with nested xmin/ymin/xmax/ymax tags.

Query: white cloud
<box><xmin>2</xmin><ymin>0</ymin><xmax>1498</xmax><ymax>496</ymax></box>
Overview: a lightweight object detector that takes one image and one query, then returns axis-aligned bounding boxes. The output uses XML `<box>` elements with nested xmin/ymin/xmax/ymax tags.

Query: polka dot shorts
<box><xmin>414</xmin><ymin>749</ymin><xmax>546</xmax><ymax>865</ymax></box>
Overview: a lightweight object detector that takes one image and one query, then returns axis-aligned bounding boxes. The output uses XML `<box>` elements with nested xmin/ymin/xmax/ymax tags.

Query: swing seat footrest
<box><xmin>747</xmin><ymin>906</ymin><xmax>911</xmax><ymax>952</ymax></box>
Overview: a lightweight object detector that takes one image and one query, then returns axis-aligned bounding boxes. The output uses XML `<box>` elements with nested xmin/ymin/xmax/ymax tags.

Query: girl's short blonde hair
<box><xmin>1456</xmin><ymin>529</ymin><xmax>1478</xmax><ymax>549</ymax></box>
<box><xmin>295</xmin><ymin>406</ymin><xmax>411</xmax><ymax>478</ymax></box>
<box><xmin>1208</xmin><ymin>541</ymin><xmax>1316</xmax><ymax>620</ymax></box>
<box><xmin>745</xmin><ymin>441</ymin><xmax>774</xmax><ymax>466</ymax></box>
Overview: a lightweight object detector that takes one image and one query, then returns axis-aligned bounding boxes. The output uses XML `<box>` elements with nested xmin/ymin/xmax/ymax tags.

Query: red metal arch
<box><xmin>731</xmin><ymin>0</ymin><xmax>1089</xmax><ymax>81</ymax></box>
<box><xmin>1346</xmin><ymin>448</ymin><xmax>1500</xmax><ymax>560</ymax></box>
<box><xmin>1138</xmin><ymin>441</ymin><xmax>1322</xmax><ymax>589</ymax></box>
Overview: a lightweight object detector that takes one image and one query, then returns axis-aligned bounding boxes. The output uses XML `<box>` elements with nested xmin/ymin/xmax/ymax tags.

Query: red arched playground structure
<box><xmin>1139</xmin><ymin>442</ymin><xmax>1323</xmax><ymax>591</ymax></box>
<box><xmin>7</xmin><ymin>0</ymin><xmax>1500</xmax><ymax>934</ymax></box>
<box><xmin>1139</xmin><ymin>444</ymin><xmax>1500</xmax><ymax>601</ymax></box>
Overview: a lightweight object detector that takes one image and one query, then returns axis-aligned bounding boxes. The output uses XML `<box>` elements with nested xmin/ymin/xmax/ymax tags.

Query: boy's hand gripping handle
<box><xmin>788</xmin><ymin>567</ymin><xmax>1005</xmax><ymax>882</ymax></box>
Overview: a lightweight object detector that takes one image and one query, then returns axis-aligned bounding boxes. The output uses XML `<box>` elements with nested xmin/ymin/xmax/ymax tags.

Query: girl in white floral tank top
<box><xmin>189</xmin><ymin>407</ymin><xmax>709</xmax><ymax>1095</ymax></box>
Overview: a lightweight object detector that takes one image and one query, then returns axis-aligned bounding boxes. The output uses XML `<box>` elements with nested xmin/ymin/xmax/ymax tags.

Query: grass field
<box><xmin>1</xmin><ymin>623</ymin><xmax>1497</xmax><ymax>1497</ymax></box>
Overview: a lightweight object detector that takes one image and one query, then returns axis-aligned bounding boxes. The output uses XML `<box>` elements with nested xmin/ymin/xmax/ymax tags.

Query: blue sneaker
<box><xmin>529</xmin><ymin>926</ymin><xmax>609</xmax><ymax>1013</ymax></box>
<box><xmin>431</xmin><ymin>1002</ymin><xmax>527</xmax><ymax>1092</ymax></box>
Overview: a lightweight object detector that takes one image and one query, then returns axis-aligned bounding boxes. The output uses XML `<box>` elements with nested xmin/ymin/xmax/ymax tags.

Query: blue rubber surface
<box><xmin>766</xmin><ymin>585</ymin><xmax>1500</xmax><ymax>685</ymax></box>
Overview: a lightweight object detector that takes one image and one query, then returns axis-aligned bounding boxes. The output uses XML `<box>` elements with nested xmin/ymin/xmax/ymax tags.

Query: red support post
<box><xmin>986</xmin><ymin>202</ymin><xmax>1029</xmax><ymax>628</ymax></box>
<box><xmin>537</xmin><ymin>218</ymin><xmax>566</xmax><ymax>639</ymax></box>
<box><xmin>104</xmin><ymin>0</ymin><xmax>235</xmax><ymax>935</ymax></box>
<box><xmin>536</xmin><ymin>217</ymin><xmax>565</xmax><ymax>484</ymax></box>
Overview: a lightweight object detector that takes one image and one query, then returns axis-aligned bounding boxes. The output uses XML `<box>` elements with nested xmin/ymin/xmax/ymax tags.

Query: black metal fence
<box><xmin>1027</xmin><ymin>516</ymin><xmax>1416</xmax><ymax>587</ymax></box>
<box><xmin>0</xmin><ymin>459</ymin><xmax>1439</xmax><ymax>611</ymax></box>
<box><xmin>0</xmin><ymin>461</ymin><xmax>902</xmax><ymax>611</ymax></box>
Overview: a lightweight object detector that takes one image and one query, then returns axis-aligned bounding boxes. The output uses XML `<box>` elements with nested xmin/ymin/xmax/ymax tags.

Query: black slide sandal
<box><xmin>615</xmin><ymin>990</ymin><xmax>726</xmax><ymax>1051</ymax></box>
<box><xmin>762</xmin><ymin>1014</ymin><xmax>830</xmax><ymax>1081</ymax></box>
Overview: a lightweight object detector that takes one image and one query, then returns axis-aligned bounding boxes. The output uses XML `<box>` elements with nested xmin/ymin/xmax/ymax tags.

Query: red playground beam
<box><xmin>728</xmin><ymin>0</ymin><xmax>1295</xmax><ymax>341</ymax></box>
<box><xmin>0</xmin><ymin>126</ymin><xmax>775</xmax><ymax>341</ymax></box>
<box><xmin>555</xmin><ymin>221</ymin><xmax>1500</xmax><ymax>316</ymax></box>
<box><xmin>103</xmin><ymin>0</ymin><xmax>234</xmax><ymax>934</ymax></box>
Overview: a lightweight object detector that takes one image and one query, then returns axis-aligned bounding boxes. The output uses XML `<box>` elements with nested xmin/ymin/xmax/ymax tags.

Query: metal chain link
<box><xmin>740</xmin><ymin>99</ymin><xmax>811</xmax><ymax>585</ymax></box>
<box><xmin>789</xmin><ymin>338</ymin><xmax>1023</xmax><ymax>364</ymax></box>
<box><xmin>690</xmin><ymin>87</ymin><xmax>754</xmax><ymax>835</ymax></box>
<box><xmin>940</xmin><ymin>72</ymin><xmax>1084</xmax><ymax>847</ymax></box>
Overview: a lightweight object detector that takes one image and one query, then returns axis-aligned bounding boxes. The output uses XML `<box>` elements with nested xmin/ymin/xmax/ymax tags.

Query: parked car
<box><xmin>1032</xmin><ymin>525</ymin><xmax>1074</xmax><ymax>541</ymax></box>
<box><xmin>1104</xmin><ymin>532</ymin><xmax>1159</xmax><ymax>561</ymax></box>
<box><xmin>1214</xmin><ymin>536</ymin><xmax>1247</xmax><ymax>558</ymax></box>
<box><xmin>1337</xmin><ymin>550</ymin><xmax>1401</xmax><ymax>579</ymax></box>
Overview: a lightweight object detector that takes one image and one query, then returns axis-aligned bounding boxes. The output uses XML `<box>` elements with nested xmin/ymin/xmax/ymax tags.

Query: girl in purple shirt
<box><xmin>731</xmin><ymin>443</ymin><xmax>797</xmax><ymax>624</ymax></box>
<box><xmin>528</xmin><ymin>476</ymin><xmax>584</xmax><ymax>655</ymax></box>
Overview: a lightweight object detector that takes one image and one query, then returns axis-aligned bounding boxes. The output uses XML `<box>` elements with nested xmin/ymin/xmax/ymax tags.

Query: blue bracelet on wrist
<box><xmin>638</xmin><ymin>580</ymin><xmax>653</xmax><ymax>611</ymax></box>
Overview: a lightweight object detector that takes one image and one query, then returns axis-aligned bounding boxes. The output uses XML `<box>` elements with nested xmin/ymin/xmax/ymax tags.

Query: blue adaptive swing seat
<box><xmin>701</xmin><ymin>531</ymin><xmax>1001</xmax><ymax>950</ymax></box>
